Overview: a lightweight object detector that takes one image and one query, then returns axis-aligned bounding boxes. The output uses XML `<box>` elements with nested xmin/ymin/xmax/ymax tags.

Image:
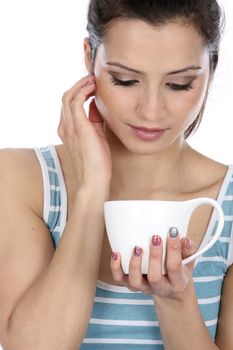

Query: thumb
<box><xmin>88</xmin><ymin>98</ymin><xmax>104</xmax><ymax>123</ymax></box>
<box><xmin>88</xmin><ymin>98</ymin><xmax>107</xmax><ymax>139</ymax></box>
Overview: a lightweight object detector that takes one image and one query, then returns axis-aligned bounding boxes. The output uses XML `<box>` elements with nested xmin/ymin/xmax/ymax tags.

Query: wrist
<box><xmin>76</xmin><ymin>181</ymin><xmax>110</xmax><ymax>203</ymax></box>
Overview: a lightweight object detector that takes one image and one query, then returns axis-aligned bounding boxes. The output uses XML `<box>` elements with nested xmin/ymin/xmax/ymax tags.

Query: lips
<box><xmin>130</xmin><ymin>125</ymin><xmax>165</xmax><ymax>132</ymax></box>
<box><xmin>129</xmin><ymin>125</ymin><xmax>166</xmax><ymax>141</ymax></box>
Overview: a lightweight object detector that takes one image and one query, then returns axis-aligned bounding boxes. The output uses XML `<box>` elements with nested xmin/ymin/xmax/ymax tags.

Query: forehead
<box><xmin>97</xmin><ymin>19</ymin><xmax>209</xmax><ymax>74</ymax></box>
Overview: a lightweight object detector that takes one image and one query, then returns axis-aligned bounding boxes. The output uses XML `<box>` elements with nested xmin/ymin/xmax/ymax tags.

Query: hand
<box><xmin>111</xmin><ymin>234</ymin><xmax>197</xmax><ymax>300</ymax></box>
<box><xmin>58</xmin><ymin>74</ymin><xmax>112</xmax><ymax>188</ymax></box>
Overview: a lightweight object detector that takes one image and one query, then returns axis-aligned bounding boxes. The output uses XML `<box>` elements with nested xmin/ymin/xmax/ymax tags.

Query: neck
<box><xmin>106</xmin><ymin>126</ymin><xmax>192</xmax><ymax>199</ymax></box>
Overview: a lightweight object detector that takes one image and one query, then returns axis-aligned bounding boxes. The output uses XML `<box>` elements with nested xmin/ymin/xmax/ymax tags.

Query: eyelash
<box><xmin>110</xmin><ymin>76</ymin><xmax>194</xmax><ymax>91</ymax></box>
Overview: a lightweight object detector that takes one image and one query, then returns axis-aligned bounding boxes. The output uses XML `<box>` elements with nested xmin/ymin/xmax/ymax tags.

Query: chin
<box><xmin>127</xmin><ymin>143</ymin><xmax>166</xmax><ymax>156</ymax></box>
<box><xmin>120</xmin><ymin>135</ymin><xmax>167</xmax><ymax>156</ymax></box>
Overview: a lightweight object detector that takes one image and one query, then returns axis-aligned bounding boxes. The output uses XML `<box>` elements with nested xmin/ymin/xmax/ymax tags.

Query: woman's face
<box><xmin>86</xmin><ymin>19</ymin><xmax>210</xmax><ymax>155</ymax></box>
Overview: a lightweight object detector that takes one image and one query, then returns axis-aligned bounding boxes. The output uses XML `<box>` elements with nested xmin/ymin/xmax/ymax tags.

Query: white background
<box><xmin>0</xmin><ymin>0</ymin><xmax>232</xmax><ymax>165</ymax></box>
<box><xmin>0</xmin><ymin>2</ymin><xmax>232</xmax><ymax>349</ymax></box>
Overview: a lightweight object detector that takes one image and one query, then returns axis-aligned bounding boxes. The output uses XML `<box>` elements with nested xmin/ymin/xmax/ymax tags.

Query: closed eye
<box><xmin>110</xmin><ymin>74</ymin><xmax>195</xmax><ymax>92</ymax></box>
<box><xmin>166</xmin><ymin>82</ymin><xmax>194</xmax><ymax>91</ymax></box>
<box><xmin>110</xmin><ymin>75</ymin><xmax>139</xmax><ymax>87</ymax></box>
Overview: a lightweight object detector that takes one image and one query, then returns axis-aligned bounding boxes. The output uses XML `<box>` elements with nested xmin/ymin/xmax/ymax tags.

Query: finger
<box><xmin>147</xmin><ymin>235</ymin><xmax>164</xmax><ymax>286</ymax></box>
<box><xmin>62</xmin><ymin>74</ymin><xmax>95</xmax><ymax>104</ymax></box>
<box><xmin>62</xmin><ymin>82</ymin><xmax>96</xmax><ymax>135</ymax></box>
<box><xmin>110</xmin><ymin>252</ymin><xmax>128</xmax><ymax>286</ymax></box>
<box><xmin>86</xmin><ymin>89</ymin><xmax>96</xmax><ymax>99</ymax></box>
<box><xmin>62</xmin><ymin>75</ymin><xmax>95</xmax><ymax>123</ymax></box>
<box><xmin>128</xmin><ymin>247</ymin><xmax>148</xmax><ymax>292</ymax></box>
<box><xmin>181</xmin><ymin>237</ymin><xmax>197</xmax><ymax>258</ymax></box>
<box><xmin>57</xmin><ymin>109</ymin><xmax>66</xmax><ymax>140</ymax></box>
<box><xmin>166</xmin><ymin>229</ymin><xmax>184</xmax><ymax>287</ymax></box>
<box><xmin>181</xmin><ymin>237</ymin><xmax>197</xmax><ymax>270</ymax></box>
<box><xmin>71</xmin><ymin>80</ymin><xmax>96</xmax><ymax>109</ymax></box>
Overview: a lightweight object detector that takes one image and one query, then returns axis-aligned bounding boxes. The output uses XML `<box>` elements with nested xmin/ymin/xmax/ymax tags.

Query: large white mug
<box><xmin>104</xmin><ymin>198</ymin><xmax>224</xmax><ymax>274</ymax></box>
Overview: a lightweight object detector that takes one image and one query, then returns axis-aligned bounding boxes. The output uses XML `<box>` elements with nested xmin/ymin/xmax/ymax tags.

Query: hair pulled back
<box><xmin>86</xmin><ymin>0</ymin><xmax>225</xmax><ymax>138</ymax></box>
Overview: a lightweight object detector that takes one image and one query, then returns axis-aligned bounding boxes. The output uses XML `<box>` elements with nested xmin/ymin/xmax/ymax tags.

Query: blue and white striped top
<box><xmin>35</xmin><ymin>145</ymin><xmax>233</xmax><ymax>349</ymax></box>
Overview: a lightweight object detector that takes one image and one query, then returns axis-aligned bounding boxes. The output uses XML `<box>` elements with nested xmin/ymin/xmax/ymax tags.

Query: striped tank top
<box><xmin>35</xmin><ymin>145</ymin><xmax>233</xmax><ymax>349</ymax></box>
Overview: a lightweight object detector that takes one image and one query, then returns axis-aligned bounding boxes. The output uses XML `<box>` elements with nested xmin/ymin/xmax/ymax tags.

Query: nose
<box><xmin>136</xmin><ymin>87</ymin><xmax>165</xmax><ymax>123</ymax></box>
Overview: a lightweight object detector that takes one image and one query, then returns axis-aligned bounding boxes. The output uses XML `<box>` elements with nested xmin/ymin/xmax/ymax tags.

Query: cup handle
<box><xmin>182</xmin><ymin>197</ymin><xmax>224</xmax><ymax>266</ymax></box>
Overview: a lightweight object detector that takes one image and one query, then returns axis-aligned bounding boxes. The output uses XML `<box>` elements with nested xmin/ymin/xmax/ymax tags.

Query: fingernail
<box><xmin>169</xmin><ymin>227</ymin><xmax>179</xmax><ymax>239</ymax></box>
<box><xmin>112</xmin><ymin>252</ymin><xmax>118</xmax><ymax>261</ymax></box>
<box><xmin>185</xmin><ymin>238</ymin><xmax>192</xmax><ymax>250</ymax></box>
<box><xmin>152</xmin><ymin>235</ymin><xmax>161</xmax><ymax>247</ymax></box>
<box><xmin>134</xmin><ymin>246</ymin><xmax>142</xmax><ymax>257</ymax></box>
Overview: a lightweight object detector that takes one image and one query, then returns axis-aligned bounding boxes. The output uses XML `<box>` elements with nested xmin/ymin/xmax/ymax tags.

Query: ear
<box><xmin>83</xmin><ymin>38</ymin><xmax>93</xmax><ymax>74</ymax></box>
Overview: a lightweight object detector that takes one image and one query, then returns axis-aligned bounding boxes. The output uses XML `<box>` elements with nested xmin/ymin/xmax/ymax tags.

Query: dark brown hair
<box><xmin>86</xmin><ymin>0</ymin><xmax>225</xmax><ymax>138</ymax></box>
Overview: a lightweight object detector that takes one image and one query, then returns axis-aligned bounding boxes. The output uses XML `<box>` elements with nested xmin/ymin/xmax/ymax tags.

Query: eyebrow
<box><xmin>106</xmin><ymin>61</ymin><xmax>202</xmax><ymax>75</ymax></box>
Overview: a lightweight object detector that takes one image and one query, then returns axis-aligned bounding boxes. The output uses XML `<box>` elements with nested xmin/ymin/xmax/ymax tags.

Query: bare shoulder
<box><xmin>0</xmin><ymin>147</ymin><xmax>41</xmax><ymax>176</ymax></box>
<box><xmin>0</xmin><ymin>147</ymin><xmax>43</xmax><ymax>216</ymax></box>
<box><xmin>184</xmin><ymin>145</ymin><xmax>229</xmax><ymax>195</ymax></box>
<box><xmin>200</xmin><ymin>156</ymin><xmax>228</xmax><ymax>189</ymax></box>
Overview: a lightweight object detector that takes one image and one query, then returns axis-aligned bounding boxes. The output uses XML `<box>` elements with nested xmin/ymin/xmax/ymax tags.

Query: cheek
<box><xmin>170</xmin><ymin>83</ymin><xmax>208</xmax><ymax>128</ymax></box>
<box><xmin>94</xmin><ymin>78</ymin><xmax>133</xmax><ymax>121</ymax></box>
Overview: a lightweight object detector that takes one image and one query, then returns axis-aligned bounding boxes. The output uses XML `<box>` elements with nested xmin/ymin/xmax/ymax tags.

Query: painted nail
<box><xmin>152</xmin><ymin>235</ymin><xmax>161</xmax><ymax>247</ymax></box>
<box><xmin>112</xmin><ymin>252</ymin><xmax>118</xmax><ymax>261</ymax></box>
<box><xmin>185</xmin><ymin>238</ymin><xmax>192</xmax><ymax>250</ymax></box>
<box><xmin>169</xmin><ymin>227</ymin><xmax>179</xmax><ymax>239</ymax></box>
<box><xmin>134</xmin><ymin>246</ymin><xmax>142</xmax><ymax>257</ymax></box>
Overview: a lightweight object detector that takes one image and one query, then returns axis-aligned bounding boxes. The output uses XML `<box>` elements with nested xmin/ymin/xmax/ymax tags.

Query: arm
<box><xmin>0</xmin><ymin>74</ymin><xmax>112</xmax><ymax>349</ymax></box>
<box><xmin>155</xmin><ymin>264</ymin><xmax>233</xmax><ymax>350</ymax></box>
<box><xmin>0</xmin><ymin>149</ymin><xmax>108</xmax><ymax>350</ymax></box>
<box><xmin>154</xmin><ymin>282</ymin><xmax>219</xmax><ymax>350</ymax></box>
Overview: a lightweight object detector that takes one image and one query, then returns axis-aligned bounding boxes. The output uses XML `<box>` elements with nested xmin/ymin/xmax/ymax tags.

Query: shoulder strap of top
<box><xmin>224</xmin><ymin>165</ymin><xmax>233</xmax><ymax>266</ymax></box>
<box><xmin>34</xmin><ymin>145</ymin><xmax>67</xmax><ymax>247</ymax></box>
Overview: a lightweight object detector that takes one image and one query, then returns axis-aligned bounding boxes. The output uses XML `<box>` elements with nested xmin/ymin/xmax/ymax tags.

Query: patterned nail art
<box><xmin>152</xmin><ymin>235</ymin><xmax>162</xmax><ymax>247</ymax></box>
<box><xmin>134</xmin><ymin>246</ymin><xmax>142</xmax><ymax>257</ymax></box>
<box><xmin>169</xmin><ymin>227</ymin><xmax>179</xmax><ymax>239</ymax></box>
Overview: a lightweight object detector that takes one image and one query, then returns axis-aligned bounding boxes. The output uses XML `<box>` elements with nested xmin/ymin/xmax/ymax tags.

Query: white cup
<box><xmin>104</xmin><ymin>198</ymin><xmax>224</xmax><ymax>274</ymax></box>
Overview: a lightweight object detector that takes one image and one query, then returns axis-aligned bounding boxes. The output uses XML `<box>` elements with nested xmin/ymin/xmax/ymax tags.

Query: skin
<box><xmin>0</xmin><ymin>18</ymin><xmax>232</xmax><ymax>349</ymax></box>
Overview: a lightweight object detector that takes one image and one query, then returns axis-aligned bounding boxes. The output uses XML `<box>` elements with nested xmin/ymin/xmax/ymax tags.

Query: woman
<box><xmin>0</xmin><ymin>0</ymin><xmax>232</xmax><ymax>349</ymax></box>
